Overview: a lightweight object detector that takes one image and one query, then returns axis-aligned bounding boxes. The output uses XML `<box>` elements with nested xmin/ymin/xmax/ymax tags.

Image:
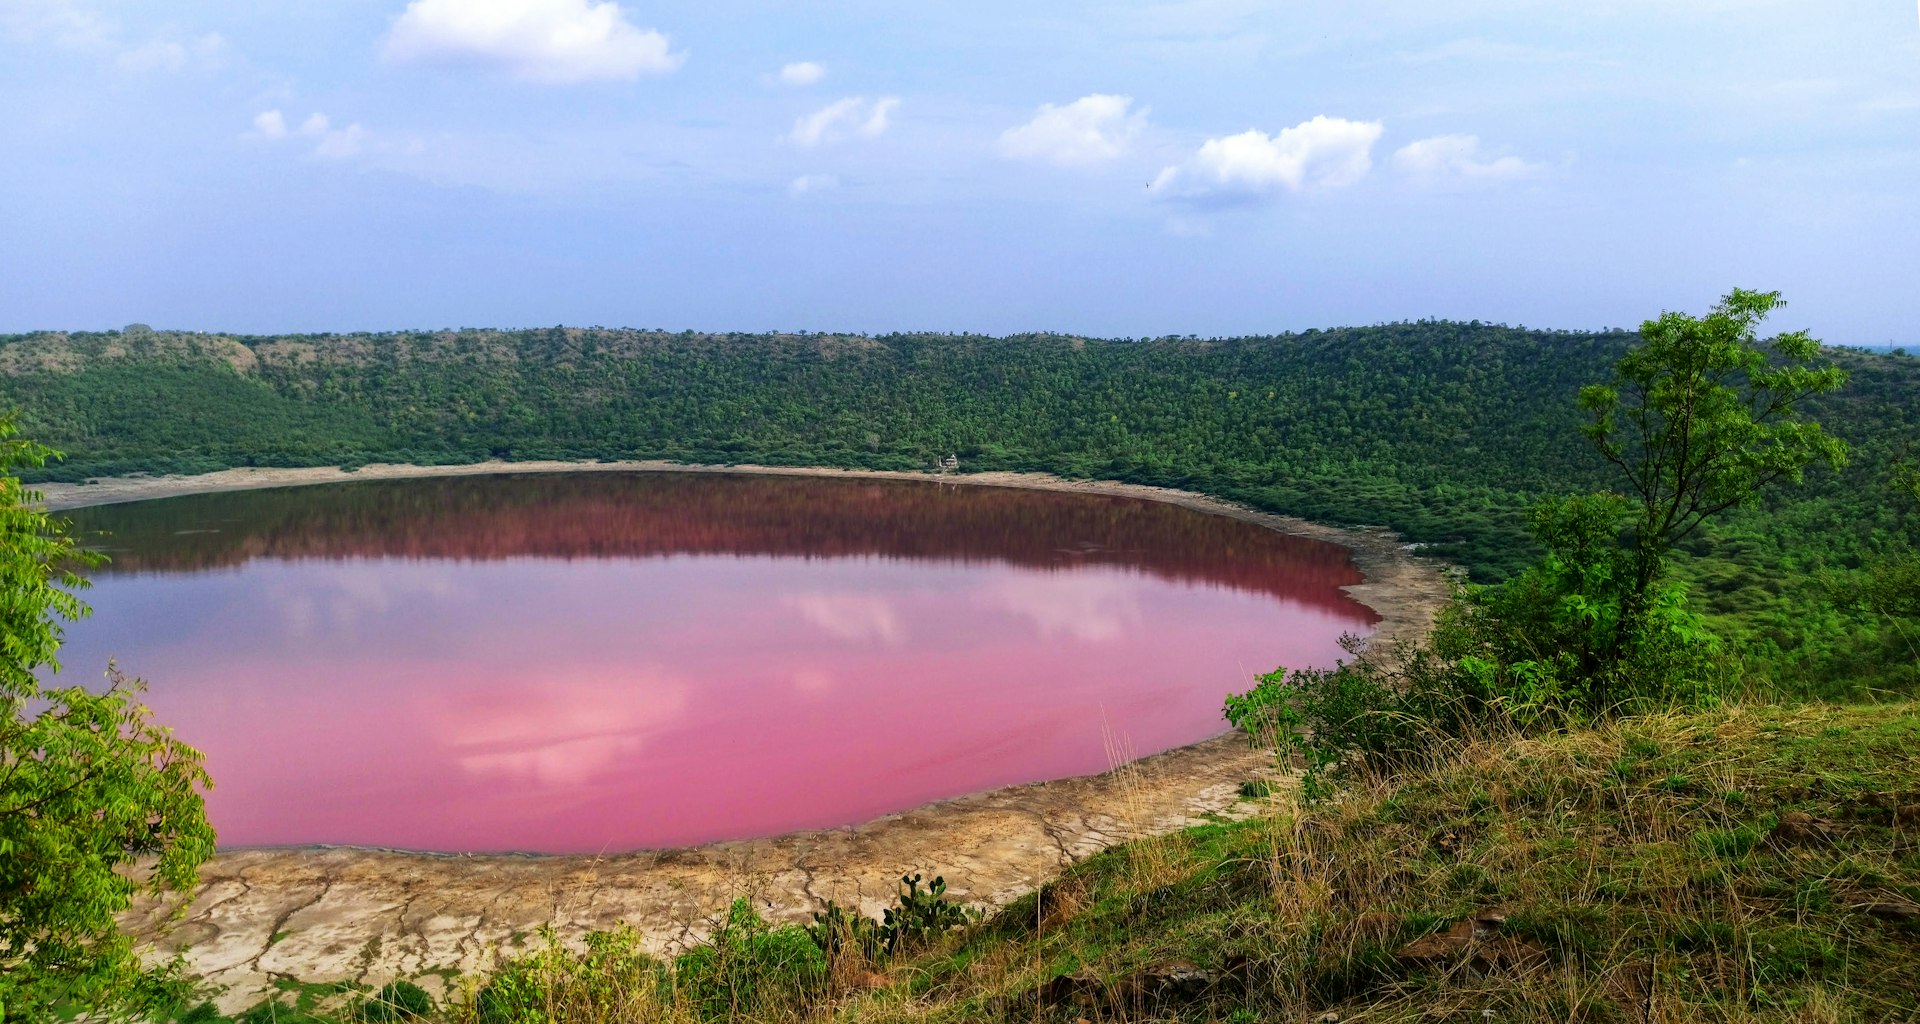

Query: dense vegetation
<box><xmin>0</xmin><ymin>423</ymin><xmax>214</xmax><ymax>1021</ymax></box>
<box><xmin>2</xmin><ymin>319</ymin><xmax>1916</xmax><ymax>693</ymax></box>
<box><xmin>4</xmin><ymin>299</ymin><xmax>1918</xmax><ymax>1020</ymax></box>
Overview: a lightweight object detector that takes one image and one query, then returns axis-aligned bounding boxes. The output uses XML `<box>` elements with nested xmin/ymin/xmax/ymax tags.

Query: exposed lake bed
<box><xmin>40</xmin><ymin>464</ymin><xmax>1449</xmax><ymax>1007</ymax></box>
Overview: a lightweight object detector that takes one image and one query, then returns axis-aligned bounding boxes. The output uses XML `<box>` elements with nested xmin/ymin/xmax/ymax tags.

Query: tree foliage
<box><xmin>1828</xmin><ymin>459</ymin><xmax>1920</xmax><ymax>675</ymax></box>
<box><xmin>1229</xmin><ymin>291</ymin><xmax>1853</xmax><ymax>786</ymax></box>
<box><xmin>0</xmin><ymin>316</ymin><xmax>1914</xmax><ymax>691</ymax></box>
<box><xmin>0</xmin><ymin>419</ymin><xmax>215</xmax><ymax>1021</ymax></box>
<box><xmin>1562</xmin><ymin>289</ymin><xmax>1848</xmax><ymax>703</ymax></box>
<box><xmin>1580</xmin><ymin>289</ymin><xmax>1848</xmax><ymax>600</ymax></box>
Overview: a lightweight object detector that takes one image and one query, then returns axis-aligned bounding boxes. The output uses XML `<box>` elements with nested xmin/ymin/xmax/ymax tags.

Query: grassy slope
<box><xmin>216</xmin><ymin>702</ymin><xmax>1920</xmax><ymax>1023</ymax></box>
<box><xmin>842</xmin><ymin>701</ymin><xmax>1920</xmax><ymax>1023</ymax></box>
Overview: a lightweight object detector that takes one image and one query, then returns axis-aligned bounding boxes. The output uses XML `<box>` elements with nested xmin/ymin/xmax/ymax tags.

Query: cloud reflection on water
<box><xmin>977</xmin><ymin>573</ymin><xmax>1145</xmax><ymax>642</ymax></box>
<box><xmin>781</xmin><ymin>591</ymin><xmax>908</xmax><ymax>645</ymax></box>
<box><xmin>433</xmin><ymin>668</ymin><xmax>691</xmax><ymax>788</ymax></box>
<box><xmin>58</xmin><ymin>475</ymin><xmax>1378</xmax><ymax>852</ymax></box>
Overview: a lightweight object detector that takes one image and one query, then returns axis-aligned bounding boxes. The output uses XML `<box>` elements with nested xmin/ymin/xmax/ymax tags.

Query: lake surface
<box><xmin>58</xmin><ymin>474</ymin><xmax>1376</xmax><ymax>854</ymax></box>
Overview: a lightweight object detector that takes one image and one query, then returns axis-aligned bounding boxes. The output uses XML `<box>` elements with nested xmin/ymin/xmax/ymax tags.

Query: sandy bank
<box><xmin>82</xmin><ymin>461</ymin><xmax>1452</xmax><ymax>1010</ymax></box>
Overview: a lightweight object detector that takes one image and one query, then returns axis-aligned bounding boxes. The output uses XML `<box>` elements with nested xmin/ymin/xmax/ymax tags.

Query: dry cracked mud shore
<box><xmin>56</xmin><ymin>464</ymin><xmax>1452</xmax><ymax>1011</ymax></box>
<box><xmin>123</xmin><ymin>737</ymin><xmax>1277</xmax><ymax>1010</ymax></box>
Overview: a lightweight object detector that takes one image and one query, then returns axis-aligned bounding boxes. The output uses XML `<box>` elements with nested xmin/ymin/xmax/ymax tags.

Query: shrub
<box><xmin>671</xmin><ymin>899</ymin><xmax>826</xmax><ymax>1021</ymax></box>
<box><xmin>805</xmin><ymin>900</ymin><xmax>885</xmax><ymax>964</ymax></box>
<box><xmin>471</xmin><ymin>927</ymin><xmax>659</xmax><ymax>1024</ymax></box>
<box><xmin>878</xmin><ymin>874</ymin><xmax>979</xmax><ymax>955</ymax></box>
<box><xmin>361</xmin><ymin>980</ymin><xmax>434</xmax><ymax>1021</ymax></box>
<box><xmin>173</xmin><ymin>1002</ymin><xmax>226</xmax><ymax>1024</ymax></box>
<box><xmin>1228</xmin><ymin>497</ymin><xmax>1736</xmax><ymax>796</ymax></box>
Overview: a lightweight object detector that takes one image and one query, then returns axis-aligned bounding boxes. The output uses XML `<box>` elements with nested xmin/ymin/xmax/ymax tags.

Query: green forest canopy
<box><xmin>2</xmin><ymin>322</ymin><xmax>1915</xmax><ymax>692</ymax></box>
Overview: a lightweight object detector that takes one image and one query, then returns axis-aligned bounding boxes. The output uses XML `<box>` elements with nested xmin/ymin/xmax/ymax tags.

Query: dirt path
<box><xmin>74</xmin><ymin>463</ymin><xmax>1452</xmax><ymax>1011</ymax></box>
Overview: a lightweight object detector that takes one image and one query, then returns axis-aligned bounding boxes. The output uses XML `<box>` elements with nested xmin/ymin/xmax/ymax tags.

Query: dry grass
<box><xmin>836</xmin><ymin>701</ymin><xmax>1920</xmax><ymax>1023</ymax></box>
<box><xmin>211</xmin><ymin>702</ymin><xmax>1920</xmax><ymax>1024</ymax></box>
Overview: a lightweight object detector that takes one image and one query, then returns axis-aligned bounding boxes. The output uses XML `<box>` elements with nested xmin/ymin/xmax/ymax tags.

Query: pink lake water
<box><xmin>58</xmin><ymin>474</ymin><xmax>1376</xmax><ymax>854</ymax></box>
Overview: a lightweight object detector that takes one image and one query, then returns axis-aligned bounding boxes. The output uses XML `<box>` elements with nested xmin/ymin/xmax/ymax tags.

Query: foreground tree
<box><xmin>1230</xmin><ymin>290</ymin><xmax>1850</xmax><ymax>781</ymax></box>
<box><xmin>0</xmin><ymin>419</ymin><xmax>215</xmax><ymax>1020</ymax></box>
<box><xmin>1559</xmin><ymin>289</ymin><xmax>1849</xmax><ymax>705</ymax></box>
<box><xmin>1582</xmin><ymin>292</ymin><xmax>1847</xmax><ymax>612</ymax></box>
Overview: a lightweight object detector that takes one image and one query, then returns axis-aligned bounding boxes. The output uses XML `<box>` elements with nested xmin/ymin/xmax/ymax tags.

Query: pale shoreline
<box><xmin>91</xmin><ymin>460</ymin><xmax>1453</xmax><ymax>1009</ymax></box>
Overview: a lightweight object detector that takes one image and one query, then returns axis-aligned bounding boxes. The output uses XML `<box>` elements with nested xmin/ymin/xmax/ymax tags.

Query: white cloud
<box><xmin>777</xmin><ymin>60</ymin><xmax>825</xmax><ymax>87</ymax></box>
<box><xmin>1392</xmin><ymin>134</ymin><xmax>1541</xmax><ymax>184</ymax></box>
<box><xmin>253</xmin><ymin>109</ymin><xmax>288</xmax><ymax>139</ymax></box>
<box><xmin>383</xmin><ymin>0</ymin><xmax>685</xmax><ymax>84</ymax></box>
<box><xmin>862</xmin><ymin>99</ymin><xmax>899</xmax><ymax>137</ymax></box>
<box><xmin>1395</xmin><ymin>37</ymin><xmax>1579</xmax><ymax>65</ymax></box>
<box><xmin>5</xmin><ymin>2</ymin><xmax>226</xmax><ymax>73</ymax></box>
<box><xmin>2</xmin><ymin>0</ymin><xmax>113</xmax><ymax>47</ymax></box>
<box><xmin>312</xmin><ymin>123</ymin><xmax>367</xmax><ymax>160</ymax></box>
<box><xmin>113</xmin><ymin>32</ymin><xmax>225</xmax><ymax>73</ymax></box>
<box><xmin>251</xmin><ymin>110</ymin><xmax>369</xmax><ymax>160</ymax></box>
<box><xmin>789</xmin><ymin>96</ymin><xmax>900</xmax><ymax>148</ymax></box>
<box><xmin>788</xmin><ymin>174</ymin><xmax>839</xmax><ymax>196</ymax></box>
<box><xmin>998</xmin><ymin>94</ymin><xmax>1147</xmax><ymax>167</ymax></box>
<box><xmin>1150</xmin><ymin>115</ymin><xmax>1383</xmax><ymax>203</ymax></box>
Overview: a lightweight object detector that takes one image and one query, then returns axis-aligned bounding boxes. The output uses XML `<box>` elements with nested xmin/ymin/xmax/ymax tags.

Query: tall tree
<box><xmin>1569</xmin><ymin>288</ymin><xmax>1848</xmax><ymax>699</ymax></box>
<box><xmin>0</xmin><ymin>419</ymin><xmax>215</xmax><ymax>1021</ymax></box>
<box><xmin>1581</xmin><ymin>288</ymin><xmax>1848</xmax><ymax>592</ymax></box>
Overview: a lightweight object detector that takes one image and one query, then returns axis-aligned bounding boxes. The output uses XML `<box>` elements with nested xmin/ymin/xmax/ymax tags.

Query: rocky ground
<box><xmin>125</xmin><ymin>735</ymin><xmax>1273</xmax><ymax>1010</ymax></box>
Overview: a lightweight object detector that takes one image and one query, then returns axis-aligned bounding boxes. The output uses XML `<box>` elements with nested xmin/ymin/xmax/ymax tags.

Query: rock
<box><xmin>1393</xmin><ymin>913</ymin><xmax>1543</xmax><ymax>972</ymax></box>
<box><xmin>1023</xmin><ymin>961</ymin><xmax>1222</xmax><ymax>1013</ymax></box>
<box><xmin>1859</xmin><ymin>902</ymin><xmax>1920</xmax><ymax>923</ymax></box>
<box><xmin>843</xmin><ymin>969</ymin><xmax>889</xmax><ymax>991</ymax></box>
<box><xmin>1471</xmin><ymin>936</ymin><xmax>1548</xmax><ymax>970</ymax></box>
<box><xmin>1031</xmin><ymin>970</ymin><xmax>1101</xmax><ymax>1009</ymax></box>
<box><xmin>1394</xmin><ymin>919</ymin><xmax>1479</xmax><ymax>966</ymax></box>
<box><xmin>1768</xmin><ymin>811</ymin><xmax>1830</xmax><ymax>846</ymax></box>
<box><xmin>1033</xmin><ymin>879</ymin><xmax>1085</xmax><ymax>933</ymax></box>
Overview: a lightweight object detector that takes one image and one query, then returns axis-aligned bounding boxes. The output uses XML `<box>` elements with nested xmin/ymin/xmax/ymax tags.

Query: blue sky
<box><xmin>2</xmin><ymin>1</ymin><xmax>1916</xmax><ymax>342</ymax></box>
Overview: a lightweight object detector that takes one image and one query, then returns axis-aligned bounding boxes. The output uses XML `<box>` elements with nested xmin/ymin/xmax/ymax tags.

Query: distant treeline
<box><xmin>3</xmin><ymin>322</ymin><xmax>1916</xmax><ymax>691</ymax></box>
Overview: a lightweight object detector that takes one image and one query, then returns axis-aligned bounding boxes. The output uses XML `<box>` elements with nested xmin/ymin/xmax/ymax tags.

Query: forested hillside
<box><xmin>2</xmin><ymin>322</ymin><xmax>1915</xmax><ymax>691</ymax></box>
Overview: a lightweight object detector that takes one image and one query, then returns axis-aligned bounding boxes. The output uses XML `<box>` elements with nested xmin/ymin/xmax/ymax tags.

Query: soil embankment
<box><xmin>56</xmin><ymin>463</ymin><xmax>1451</xmax><ymax>1009</ymax></box>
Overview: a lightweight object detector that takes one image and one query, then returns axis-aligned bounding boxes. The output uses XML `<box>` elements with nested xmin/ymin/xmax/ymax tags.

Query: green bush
<box><xmin>803</xmin><ymin>873</ymin><xmax>981</xmax><ymax>967</ymax></box>
<box><xmin>804</xmin><ymin>900</ymin><xmax>885</xmax><ymax>963</ymax></box>
<box><xmin>878</xmin><ymin>874</ymin><xmax>978</xmax><ymax>955</ymax></box>
<box><xmin>1227</xmin><ymin>492</ymin><xmax>1737</xmax><ymax>795</ymax></box>
<box><xmin>361</xmin><ymin>980</ymin><xmax>433</xmax><ymax>1021</ymax></box>
<box><xmin>173</xmin><ymin>1002</ymin><xmax>226</xmax><ymax>1024</ymax></box>
<box><xmin>236</xmin><ymin>1001</ymin><xmax>323</xmax><ymax>1024</ymax></box>
<box><xmin>471</xmin><ymin>927</ymin><xmax>660</xmax><ymax>1024</ymax></box>
<box><xmin>671</xmin><ymin>899</ymin><xmax>825</xmax><ymax>1022</ymax></box>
